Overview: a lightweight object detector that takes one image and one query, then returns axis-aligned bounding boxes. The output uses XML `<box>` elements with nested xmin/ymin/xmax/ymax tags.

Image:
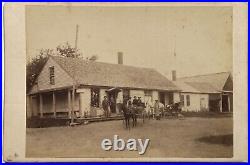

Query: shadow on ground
<box><xmin>197</xmin><ymin>134</ymin><xmax>233</xmax><ymax>146</ymax></box>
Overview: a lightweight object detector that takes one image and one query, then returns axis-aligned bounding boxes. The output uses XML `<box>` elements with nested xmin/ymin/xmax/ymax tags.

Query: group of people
<box><xmin>102</xmin><ymin>95</ymin><xmax>166</xmax><ymax>120</ymax></box>
<box><xmin>101</xmin><ymin>95</ymin><xmax>145</xmax><ymax>118</ymax></box>
<box><xmin>145</xmin><ymin>99</ymin><xmax>165</xmax><ymax>120</ymax></box>
<box><xmin>127</xmin><ymin>96</ymin><xmax>144</xmax><ymax>107</ymax></box>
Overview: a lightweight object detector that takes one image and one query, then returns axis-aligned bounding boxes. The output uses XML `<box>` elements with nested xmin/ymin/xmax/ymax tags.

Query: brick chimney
<box><xmin>172</xmin><ymin>70</ymin><xmax>177</xmax><ymax>81</ymax></box>
<box><xmin>118</xmin><ymin>52</ymin><xmax>123</xmax><ymax>65</ymax></box>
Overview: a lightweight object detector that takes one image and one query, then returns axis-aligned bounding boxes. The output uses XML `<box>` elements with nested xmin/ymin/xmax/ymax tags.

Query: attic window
<box><xmin>49</xmin><ymin>66</ymin><xmax>55</xmax><ymax>85</ymax></box>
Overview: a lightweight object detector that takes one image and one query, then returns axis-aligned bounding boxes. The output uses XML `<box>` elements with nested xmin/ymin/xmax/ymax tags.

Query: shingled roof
<box><xmin>51</xmin><ymin>56</ymin><xmax>179</xmax><ymax>91</ymax></box>
<box><xmin>175</xmin><ymin>72</ymin><xmax>232</xmax><ymax>93</ymax></box>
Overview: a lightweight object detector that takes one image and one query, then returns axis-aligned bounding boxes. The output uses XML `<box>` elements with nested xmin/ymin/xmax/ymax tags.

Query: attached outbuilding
<box><xmin>174</xmin><ymin>72</ymin><xmax>233</xmax><ymax>112</ymax></box>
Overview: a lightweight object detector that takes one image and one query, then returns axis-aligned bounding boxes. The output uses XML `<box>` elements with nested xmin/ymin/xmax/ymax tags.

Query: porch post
<box><xmin>228</xmin><ymin>94</ymin><xmax>231</xmax><ymax>112</ymax></box>
<box><xmin>68</xmin><ymin>89</ymin><xmax>71</xmax><ymax>118</ymax></box>
<box><xmin>220</xmin><ymin>94</ymin><xmax>222</xmax><ymax>112</ymax></box>
<box><xmin>39</xmin><ymin>93</ymin><xmax>43</xmax><ymax>117</ymax></box>
<box><xmin>53</xmin><ymin>91</ymin><xmax>56</xmax><ymax>118</ymax></box>
<box><xmin>28</xmin><ymin>95</ymin><xmax>32</xmax><ymax>117</ymax></box>
<box><xmin>71</xmin><ymin>86</ymin><xmax>75</xmax><ymax>123</ymax></box>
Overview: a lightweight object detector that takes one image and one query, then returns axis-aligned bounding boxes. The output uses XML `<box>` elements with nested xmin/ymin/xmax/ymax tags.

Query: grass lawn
<box><xmin>26</xmin><ymin>117</ymin><xmax>233</xmax><ymax>158</ymax></box>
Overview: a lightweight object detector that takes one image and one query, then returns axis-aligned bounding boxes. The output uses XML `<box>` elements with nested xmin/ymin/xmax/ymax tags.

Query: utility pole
<box><xmin>70</xmin><ymin>24</ymin><xmax>79</xmax><ymax>125</ymax></box>
<box><xmin>75</xmin><ymin>24</ymin><xmax>79</xmax><ymax>50</ymax></box>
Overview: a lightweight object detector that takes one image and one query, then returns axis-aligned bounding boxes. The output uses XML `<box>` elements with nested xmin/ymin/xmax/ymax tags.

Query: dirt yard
<box><xmin>26</xmin><ymin>117</ymin><xmax>233</xmax><ymax>158</ymax></box>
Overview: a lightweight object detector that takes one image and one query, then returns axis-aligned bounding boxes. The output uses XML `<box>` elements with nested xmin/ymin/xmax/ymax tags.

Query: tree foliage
<box><xmin>56</xmin><ymin>42</ymin><xmax>82</xmax><ymax>58</ymax></box>
<box><xmin>26</xmin><ymin>49</ymin><xmax>52</xmax><ymax>92</ymax></box>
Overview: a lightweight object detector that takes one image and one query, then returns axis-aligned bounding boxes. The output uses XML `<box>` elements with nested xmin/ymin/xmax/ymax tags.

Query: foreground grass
<box><xmin>26</xmin><ymin>117</ymin><xmax>233</xmax><ymax>158</ymax></box>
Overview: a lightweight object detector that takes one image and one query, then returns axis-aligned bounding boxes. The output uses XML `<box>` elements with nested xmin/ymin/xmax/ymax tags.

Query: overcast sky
<box><xmin>26</xmin><ymin>5</ymin><xmax>232</xmax><ymax>79</ymax></box>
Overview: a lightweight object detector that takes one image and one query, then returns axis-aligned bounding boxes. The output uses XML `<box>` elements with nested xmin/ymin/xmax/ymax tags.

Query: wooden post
<box><xmin>39</xmin><ymin>93</ymin><xmax>43</xmax><ymax>118</ymax></box>
<box><xmin>228</xmin><ymin>95</ymin><xmax>231</xmax><ymax>112</ymax></box>
<box><xmin>53</xmin><ymin>91</ymin><xmax>56</xmax><ymax>118</ymax></box>
<box><xmin>71</xmin><ymin>86</ymin><xmax>75</xmax><ymax>123</ymax></box>
<box><xmin>68</xmin><ymin>89</ymin><xmax>71</xmax><ymax>118</ymax></box>
<box><xmin>208</xmin><ymin>95</ymin><xmax>210</xmax><ymax>112</ymax></box>
<box><xmin>28</xmin><ymin>95</ymin><xmax>32</xmax><ymax>117</ymax></box>
<box><xmin>220</xmin><ymin>94</ymin><xmax>222</xmax><ymax>112</ymax></box>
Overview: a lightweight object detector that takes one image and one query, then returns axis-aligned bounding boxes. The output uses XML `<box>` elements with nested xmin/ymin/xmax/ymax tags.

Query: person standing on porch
<box><xmin>116</xmin><ymin>92</ymin><xmax>123</xmax><ymax>114</ymax></box>
<box><xmin>102</xmin><ymin>96</ymin><xmax>109</xmax><ymax>118</ymax></box>
<box><xmin>110</xmin><ymin>96</ymin><xmax>116</xmax><ymax>114</ymax></box>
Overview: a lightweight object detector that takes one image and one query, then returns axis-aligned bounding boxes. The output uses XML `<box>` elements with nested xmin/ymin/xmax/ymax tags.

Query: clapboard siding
<box><xmin>181</xmin><ymin>93</ymin><xmax>209</xmax><ymax>112</ymax></box>
<box><xmin>37</xmin><ymin>57</ymin><xmax>74</xmax><ymax>91</ymax></box>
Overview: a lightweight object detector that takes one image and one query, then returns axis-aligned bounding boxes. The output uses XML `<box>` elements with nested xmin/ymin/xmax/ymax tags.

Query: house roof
<box><xmin>178</xmin><ymin>72</ymin><xmax>231</xmax><ymax>91</ymax></box>
<box><xmin>173</xmin><ymin>81</ymin><xmax>200</xmax><ymax>93</ymax></box>
<box><xmin>185</xmin><ymin>82</ymin><xmax>220</xmax><ymax>93</ymax></box>
<box><xmin>173</xmin><ymin>72</ymin><xmax>232</xmax><ymax>94</ymax></box>
<box><xmin>51</xmin><ymin>56</ymin><xmax>179</xmax><ymax>91</ymax></box>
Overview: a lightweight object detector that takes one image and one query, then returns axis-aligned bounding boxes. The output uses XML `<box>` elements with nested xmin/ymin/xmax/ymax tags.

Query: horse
<box><xmin>121</xmin><ymin>102</ymin><xmax>131</xmax><ymax>129</ymax></box>
<box><xmin>131</xmin><ymin>106</ymin><xmax>138</xmax><ymax>127</ymax></box>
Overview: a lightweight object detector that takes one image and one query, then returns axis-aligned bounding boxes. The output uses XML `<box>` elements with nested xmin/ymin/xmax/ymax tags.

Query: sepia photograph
<box><xmin>3</xmin><ymin>2</ymin><xmax>248</xmax><ymax>162</ymax></box>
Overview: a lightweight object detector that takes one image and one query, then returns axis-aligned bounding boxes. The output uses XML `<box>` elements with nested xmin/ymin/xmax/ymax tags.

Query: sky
<box><xmin>26</xmin><ymin>5</ymin><xmax>232</xmax><ymax>79</ymax></box>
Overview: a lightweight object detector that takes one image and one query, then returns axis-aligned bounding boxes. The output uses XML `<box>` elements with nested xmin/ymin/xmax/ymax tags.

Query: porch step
<box><xmin>27</xmin><ymin>115</ymin><xmax>124</xmax><ymax>128</ymax></box>
<box><xmin>75</xmin><ymin>115</ymin><xmax>124</xmax><ymax>123</ymax></box>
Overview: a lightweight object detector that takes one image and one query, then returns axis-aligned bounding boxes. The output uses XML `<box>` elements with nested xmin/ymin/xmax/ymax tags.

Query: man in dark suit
<box><xmin>132</xmin><ymin>96</ymin><xmax>138</xmax><ymax>106</ymax></box>
<box><xmin>102</xmin><ymin>96</ymin><xmax>109</xmax><ymax>118</ymax></box>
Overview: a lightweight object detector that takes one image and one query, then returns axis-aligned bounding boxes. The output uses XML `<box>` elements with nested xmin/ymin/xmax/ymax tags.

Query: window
<box><xmin>144</xmin><ymin>90</ymin><xmax>152</xmax><ymax>96</ymax></box>
<box><xmin>180</xmin><ymin>95</ymin><xmax>185</xmax><ymax>106</ymax></box>
<box><xmin>49</xmin><ymin>66</ymin><xmax>55</xmax><ymax>85</ymax></box>
<box><xmin>91</xmin><ymin>88</ymin><xmax>100</xmax><ymax>107</ymax></box>
<box><xmin>186</xmin><ymin>95</ymin><xmax>190</xmax><ymax>106</ymax></box>
<box><xmin>144</xmin><ymin>90</ymin><xmax>153</xmax><ymax>104</ymax></box>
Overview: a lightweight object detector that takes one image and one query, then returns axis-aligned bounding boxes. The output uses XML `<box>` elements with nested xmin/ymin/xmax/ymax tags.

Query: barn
<box><xmin>173</xmin><ymin>72</ymin><xmax>233</xmax><ymax>112</ymax></box>
<box><xmin>27</xmin><ymin>55</ymin><xmax>180</xmax><ymax>118</ymax></box>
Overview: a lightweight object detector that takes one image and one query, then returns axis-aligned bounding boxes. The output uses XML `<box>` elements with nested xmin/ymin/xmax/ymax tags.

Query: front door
<box><xmin>108</xmin><ymin>92</ymin><xmax>117</xmax><ymax>113</ymax></box>
<box><xmin>106</xmin><ymin>88</ymin><xmax>121</xmax><ymax>114</ymax></box>
<box><xmin>159</xmin><ymin>92</ymin><xmax>165</xmax><ymax>105</ymax></box>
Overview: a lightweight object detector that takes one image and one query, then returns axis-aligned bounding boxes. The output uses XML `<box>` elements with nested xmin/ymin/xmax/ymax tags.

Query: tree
<box><xmin>56</xmin><ymin>42</ymin><xmax>82</xmax><ymax>58</ymax></box>
<box><xmin>26</xmin><ymin>49</ymin><xmax>52</xmax><ymax>92</ymax></box>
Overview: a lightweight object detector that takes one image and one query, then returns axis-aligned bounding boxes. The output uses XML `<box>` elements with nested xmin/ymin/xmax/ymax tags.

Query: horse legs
<box><xmin>125</xmin><ymin>118</ymin><xmax>127</xmax><ymax>129</ymax></box>
<box><xmin>128</xmin><ymin>117</ymin><xmax>130</xmax><ymax>130</ymax></box>
<box><xmin>132</xmin><ymin>116</ymin><xmax>135</xmax><ymax>127</ymax></box>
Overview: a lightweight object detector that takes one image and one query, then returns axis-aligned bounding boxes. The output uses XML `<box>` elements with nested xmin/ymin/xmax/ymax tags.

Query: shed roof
<box><xmin>178</xmin><ymin>72</ymin><xmax>231</xmax><ymax>91</ymax></box>
<box><xmin>173</xmin><ymin>81</ymin><xmax>200</xmax><ymax>93</ymax></box>
<box><xmin>185</xmin><ymin>82</ymin><xmax>220</xmax><ymax>93</ymax></box>
<box><xmin>51</xmin><ymin>56</ymin><xmax>179</xmax><ymax>91</ymax></box>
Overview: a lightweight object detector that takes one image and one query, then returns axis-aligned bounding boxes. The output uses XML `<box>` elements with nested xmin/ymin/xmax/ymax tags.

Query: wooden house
<box><xmin>27</xmin><ymin>55</ymin><xmax>180</xmax><ymax>118</ymax></box>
